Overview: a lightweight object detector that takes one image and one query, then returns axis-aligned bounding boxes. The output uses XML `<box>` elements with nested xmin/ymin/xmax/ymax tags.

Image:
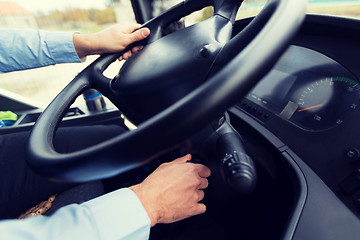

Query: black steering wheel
<box><xmin>27</xmin><ymin>0</ymin><xmax>307</xmax><ymax>182</ymax></box>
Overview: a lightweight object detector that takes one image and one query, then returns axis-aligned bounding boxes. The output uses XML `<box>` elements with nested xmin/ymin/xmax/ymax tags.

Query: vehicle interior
<box><xmin>1</xmin><ymin>0</ymin><xmax>360</xmax><ymax>239</ymax></box>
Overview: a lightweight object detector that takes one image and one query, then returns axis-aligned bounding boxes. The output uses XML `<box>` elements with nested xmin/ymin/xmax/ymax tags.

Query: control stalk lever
<box><xmin>215</xmin><ymin>114</ymin><xmax>257</xmax><ymax>194</ymax></box>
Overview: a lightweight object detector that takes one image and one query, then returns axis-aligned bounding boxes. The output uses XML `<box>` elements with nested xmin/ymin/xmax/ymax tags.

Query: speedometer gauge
<box><xmin>289</xmin><ymin>76</ymin><xmax>360</xmax><ymax>130</ymax></box>
<box><xmin>246</xmin><ymin>46</ymin><xmax>360</xmax><ymax>131</ymax></box>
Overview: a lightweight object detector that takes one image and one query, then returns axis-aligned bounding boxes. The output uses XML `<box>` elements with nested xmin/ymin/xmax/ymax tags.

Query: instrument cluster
<box><xmin>246</xmin><ymin>45</ymin><xmax>360</xmax><ymax>131</ymax></box>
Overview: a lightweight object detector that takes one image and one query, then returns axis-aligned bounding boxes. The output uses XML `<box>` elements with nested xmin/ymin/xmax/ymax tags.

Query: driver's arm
<box><xmin>0</xmin><ymin>154</ymin><xmax>211</xmax><ymax>240</ymax></box>
<box><xmin>0</xmin><ymin>24</ymin><xmax>150</xmax><ymax>73</ymax></box>
<box><xmin>0</xmin><ymin>188</ymin><xmax>150</xmax><ymax>240</ymax></box>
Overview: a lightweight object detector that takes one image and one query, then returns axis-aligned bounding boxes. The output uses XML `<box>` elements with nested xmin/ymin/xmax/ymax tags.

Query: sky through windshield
<box><xmin>8</xmin><ymin>0</ymin><xmax>108</xmax><ymax>13</ymax></box>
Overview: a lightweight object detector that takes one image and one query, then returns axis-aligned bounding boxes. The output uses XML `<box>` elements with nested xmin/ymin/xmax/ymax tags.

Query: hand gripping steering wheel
<box><xmin>27</xmin><ymin>0</ymin><xmax>308</xmax><ymax>182</ymax></box>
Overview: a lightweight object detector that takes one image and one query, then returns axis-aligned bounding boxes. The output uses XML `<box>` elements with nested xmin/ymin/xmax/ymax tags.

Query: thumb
<box><xmin>129</xmin><ymin>28</ymin><xmax>150</xmax><ymax>43</ymax></box>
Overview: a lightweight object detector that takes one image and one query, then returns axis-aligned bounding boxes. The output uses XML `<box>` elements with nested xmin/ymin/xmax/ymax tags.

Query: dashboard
<box><xmin>232</xmin><ymin>14</ymin><xmax>360</xmax><ymax>218</ymax></box>
<box><xmin>246</xmin><ymin>45</ymin><xmax>359</xmax><ymax>131</ymax></box>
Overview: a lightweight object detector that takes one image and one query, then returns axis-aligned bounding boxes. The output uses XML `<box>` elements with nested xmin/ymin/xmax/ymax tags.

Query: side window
<box><xmin>0</xmin><ymin>0</ymin><xmax>136</xmax><ymax>108</ymax></box>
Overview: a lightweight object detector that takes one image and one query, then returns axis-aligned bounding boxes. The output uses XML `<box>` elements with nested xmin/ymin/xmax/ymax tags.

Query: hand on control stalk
<box><xmin>130</xmin><ymin>154</ymin><xmax>211</xmax><ymax>227</ymax></box>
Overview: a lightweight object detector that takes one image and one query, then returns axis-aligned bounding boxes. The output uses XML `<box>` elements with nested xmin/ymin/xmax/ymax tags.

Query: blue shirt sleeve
<box><xmin>0</xmin><ymin>188</ymin><xmax>151</xmax><ymax>240</ymax></box>
<box><xmin>0</xmin><ymin>28</ymin><xmax>82</xmax><ymax>73</ymax></box>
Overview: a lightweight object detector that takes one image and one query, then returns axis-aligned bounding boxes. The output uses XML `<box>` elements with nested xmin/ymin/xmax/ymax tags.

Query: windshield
<box><xmin>238</xmin><ymin>0</ymin><xmax>360</xmax><ymax>19</ymax></box>
<box><xmin>0</xmin><ymin>0</ymin><xmax>359</xmax><ymax>108</ymax></box>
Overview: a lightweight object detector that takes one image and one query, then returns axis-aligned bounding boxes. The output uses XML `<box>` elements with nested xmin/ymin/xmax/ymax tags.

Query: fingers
<box><xmin>24</xmin><ymin>207</ymin><xmax>37</xmax><ymax>215</ymax></box>
<box><xmin>197</xmin><ymin>190</ymin><xmax>205</xmax><ymax>202</ymax></box>
<box><xmin>37</xmin><ymin>200</ymin><xmax>49</xmax><ymax>210</ymax></box>
<box><xmin>38</xmin><ymin>200</ymin><xmax>52</xmax><ymax>210</ymax></box>
<box><xmin>192</xmin><ymin>203</ymin><xmax>206</xmax><ymax>216</ymax></box>
<box><xmin>127</xmin><ymin>23</ymin><xmax>142</xmax><ymax>33</ymax></box>
<box><xmin>198</xmin><ymin>177</ymin><xmax>209</xmax><ymax>190</ymax></box>
<box><xmin>172</xmin><ymin>154</ymin><xmax>211</xmax><ymax>174</ymax></box>
<box><xmin>129</xmin><ymin>27</ymin><xmax>150</xmax><ymax>43</ymax></box>
<box><xmin>118</xmin><ymin>46</ymin><xmax>144</xmax><ymax>61</ymax></box>
<box><xmin>18</xmin><ymin>212</ymin><xmax>36</xmax><ymax>219</ymax></box>
<box><xmin>171</xmin><ymin>154</ymin><xmax>211</xmax><ymax>179</ymax></box>
<box><xmin>121</xmin><ymin>50</ymin><xmax>132</xmax><ymax>60</ymax></box>
<box><xmin>20</xmin><ymin>207</ymin><xmax>46</xmax><ymax>219</ymax></box>
<box><xmin>132</xmin><ymin>45</ymin><xmax>143</xmax><ymax>54</ymax></box>
<box><xmin>196</xmin><ymin>164</ymin><xmax>211</xmax><ymax>178</ymax></box>
<box><xmin>17</xmin><ymin>194</ymin><xmax>57</xmax><ymax>219</ymax></box>
<box><xmin>116</xmin><ymin>25</ymin><xmax>149</xmax><ymax>61</ymax></box>
<box><xmin>135</xmin><ymin>153</ymin><xmax>211</xmax><ymax>226</ymax></box>
<box><xmin>35</xmin><ymin>207</ymin><xmax>47</xmax><ymax>215</ymax></box>
<box><xmin>48</xmin><ymin>194</ymin><xmax>56</xmax><ymax>203</ymax></box>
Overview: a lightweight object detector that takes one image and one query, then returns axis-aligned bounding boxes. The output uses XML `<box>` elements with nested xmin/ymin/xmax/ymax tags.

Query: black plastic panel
<box><xmin>234</xmin><ymin>14</ymin><xmax>360</xmax><ymax>219</ymax></box>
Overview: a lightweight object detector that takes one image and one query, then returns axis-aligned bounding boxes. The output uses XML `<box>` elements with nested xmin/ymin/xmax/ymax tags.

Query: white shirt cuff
<box><xmin>82</xmin><ymin>188</ymin><xmax>151</xmax><ymax>240</ymax></box>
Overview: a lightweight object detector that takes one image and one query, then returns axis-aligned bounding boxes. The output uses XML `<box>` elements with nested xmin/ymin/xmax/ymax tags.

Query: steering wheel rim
<box><xmin>27</xmin><ymin>0</ymin><xmax>308</xmax><ymax>182</ymax></box>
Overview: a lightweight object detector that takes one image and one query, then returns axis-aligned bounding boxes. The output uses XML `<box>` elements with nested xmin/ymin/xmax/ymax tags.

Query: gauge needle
<box><xmin>297</xmin><ymin>104</ymin><xmax>323</xmax><ymax>112</ymax></box>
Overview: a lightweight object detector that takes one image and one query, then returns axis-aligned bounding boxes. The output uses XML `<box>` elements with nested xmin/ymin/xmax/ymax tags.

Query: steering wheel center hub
<box><xmin>111</xmin><ymin>16</ymin><xmax>232</xmax><ymax>124</ymax></box>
